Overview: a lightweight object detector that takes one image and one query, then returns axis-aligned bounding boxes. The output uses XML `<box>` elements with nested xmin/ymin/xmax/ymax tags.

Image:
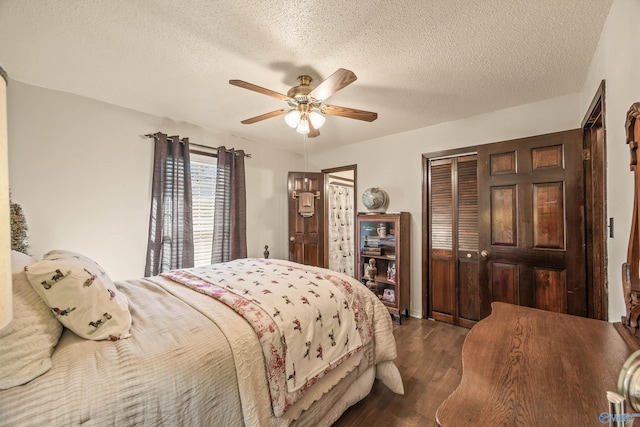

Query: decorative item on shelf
<box><xmin>376</xmin><ymin>223</ymin><xmax>387</xmax><ymax>237</ymax></box>
<box><xmin>263</xmin><ymin>245</ymin><xmax>269</xmax><ymax>259</ymax></box>
<box><xmin>362</xmin><ymin>187</ymin><xmax>388</xmax><ymax>212</ymax></box>
<box><xmin>364</xmin><ymin>258</ymin><xmax>377</xmax><ymax>281</ymax></box>
<box><xmin>364</xmin><ymin>258</ymin><xmax>379</xmax><ymax>297</ymax></box>
<box><xmin>382</xmin><ymin>288</ymin><xmax>395</xmax><ymax>303</ymax></box>
<box><xmin>387</xmin><ymin>261</ymin><xmax>396</xmax><ymax>282</ymax></box>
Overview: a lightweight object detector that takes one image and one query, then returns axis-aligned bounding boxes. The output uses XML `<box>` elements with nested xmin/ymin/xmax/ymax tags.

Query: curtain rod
<box><xmin>143</xmin><ymin>134</ymin><xmax>252</xmax><ymax>158</ymax></box>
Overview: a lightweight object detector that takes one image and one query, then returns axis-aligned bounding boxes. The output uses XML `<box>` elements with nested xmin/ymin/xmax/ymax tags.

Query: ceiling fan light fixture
<box><xmin>230</xmin><ymin>68</ymin><xmax>378</xmax><ymax>139</ymax></box>
<box><xmin>296</xmin><ymin>116</ymin><xmax>310</xmax><ymax>134</ymax></box>
<box><xmin>309</xmin><ymin>110</ymin><xmax>325</xmax><ymax>129</ymax></box>
<box><xmin>285</xmin><ymin>110</ymin><xmax>301</xmax><ymax>128</ymax></box>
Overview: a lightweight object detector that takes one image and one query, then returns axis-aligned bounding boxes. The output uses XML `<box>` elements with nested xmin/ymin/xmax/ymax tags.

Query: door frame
<box><xmin>582</xmin><ymin>80</ymin><xmax>608</xmax><ymax>320</ymax></box>
<box><xmin>322</xmin><ymin>164</ymin><xmax>358</xmax><ymax>275</ymax></box>
<box><xmin>421</xmin><ymin>114</ymin><xmax>607</xmax><ymax>319</ymax></box>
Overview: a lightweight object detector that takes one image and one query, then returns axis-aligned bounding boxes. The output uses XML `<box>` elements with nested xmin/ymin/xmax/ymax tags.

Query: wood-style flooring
<box><xmin>333</xmin><ymin>316</ymin><xmax>468</xmax><ymax>427</ymax></box>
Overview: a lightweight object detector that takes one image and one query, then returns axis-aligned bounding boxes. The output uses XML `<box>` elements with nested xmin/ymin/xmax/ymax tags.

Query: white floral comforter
<box><xmin>162</xmin><ymin>258</ymin><xmax>373</xmax><ymax>417</ymax></box>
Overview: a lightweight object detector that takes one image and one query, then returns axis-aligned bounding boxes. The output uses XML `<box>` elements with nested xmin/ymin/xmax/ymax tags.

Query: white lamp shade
<box><xmin>0</xmin><ymin>66</ymin><xmax>11</xmax><ymax>331</ymax></box>
<box><xmin>285</xmin><ymin>110</ymin><xmax>301</xmax><ymax>128</ymax></box>
<box><xmin>296</xmin><ymin>117</ymin><xmax>310</xmax><ymax>134</ymax></box>
<box><xmin>309</xmin><ymin>111</ymin><xmax>325</xmax><ymax>129</ymax></box>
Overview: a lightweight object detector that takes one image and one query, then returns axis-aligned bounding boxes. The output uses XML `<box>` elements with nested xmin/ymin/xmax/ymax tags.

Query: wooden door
<box><xmin>288</xmin><ymin>172</ymin><xmax>325</xmax><ymax>267</ymax></box>
<box><xmin>477</xmin><ymin>129</ymin><xmax>586</xmax><ymax>317</ymax></box>
<box><xmin>428</xmin><ymin>155</ymin><xmax>479</xmax><ymax>327</ymax></box>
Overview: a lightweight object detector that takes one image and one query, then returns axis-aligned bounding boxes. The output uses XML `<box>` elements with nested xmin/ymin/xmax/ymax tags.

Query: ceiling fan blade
<box><xmin>322</xmin><ymin>105</ymin><xmax>378</xmax><ymax>122</ymax></box>
<box><xmin>307</xmin><ymin>121</ymin><xmax>320</xmax><ymax>138</ymax></box>
<box><xmin>240</xmin><ymin>109</ymin><xmax>289</xmax><ymax>124</ymax></box>
<box><xmin>309</xmin><ymin>68</ymin><xmax>357</xmax><ymax>101</ymax></box>
<box><xmin>229</xmin><ymin>80</ymin><xmax>290</xmax><ymax>101</ymax></box>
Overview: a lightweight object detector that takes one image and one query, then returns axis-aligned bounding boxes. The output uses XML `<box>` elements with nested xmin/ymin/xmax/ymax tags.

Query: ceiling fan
<box><xmin>229</xmin><ymin>68</ymin><xmax>377</xmax><ymax>138</ymax></box>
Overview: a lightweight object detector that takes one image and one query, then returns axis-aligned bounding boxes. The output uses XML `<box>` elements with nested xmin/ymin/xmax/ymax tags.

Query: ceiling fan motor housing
<box><xmin>287</xmin><ymin>75</ymin><xmax>314</xmax><ymax>104</ymax></box>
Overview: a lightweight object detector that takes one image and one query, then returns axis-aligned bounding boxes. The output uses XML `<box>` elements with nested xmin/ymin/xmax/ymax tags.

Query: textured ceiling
<box><xmin>0</xmin><ymin>0</ymin><xmax>612</xmax><ymax>153</ymax></box>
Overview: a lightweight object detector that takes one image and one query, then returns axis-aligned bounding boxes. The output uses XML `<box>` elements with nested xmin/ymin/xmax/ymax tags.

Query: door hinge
<box><xmin>583</xmin><ymin>149</ymin><xmax>591</xmax><ymax>161</ymax></box>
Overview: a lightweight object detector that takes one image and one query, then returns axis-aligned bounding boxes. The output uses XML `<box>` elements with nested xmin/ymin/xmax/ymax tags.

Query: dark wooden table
<box><xmin>436</xmin><ymin>302</ymin><xmax>635</xmax><ymax>426</ymax></box>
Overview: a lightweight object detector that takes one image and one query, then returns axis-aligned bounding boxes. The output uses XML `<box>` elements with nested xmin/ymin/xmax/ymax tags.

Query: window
<box><xmin>190</xmin><ymin>152</ymin><xmax>217</xmax><ymax>267</ymax></box>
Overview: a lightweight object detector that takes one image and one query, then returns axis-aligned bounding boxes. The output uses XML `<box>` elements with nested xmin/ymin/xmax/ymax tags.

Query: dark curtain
<box><xmin>144</xmin><ymin>133</ymin><xmax>194</xmax><ymax>276</ymax></box>
<box><xmin>211</xmin><ymin>146</ymin><xmax>247</xmax><ymax>263</ymax></box>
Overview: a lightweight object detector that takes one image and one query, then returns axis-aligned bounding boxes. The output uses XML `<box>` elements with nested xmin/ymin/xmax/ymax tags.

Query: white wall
<box><xmin>309</xmin><ymin>94</ymin><xmax>582</xmax><ymax>318</ymax></box>
<box><xmin>310</xmin><ymin>0</ymin><xmax>640</xmax><ymax>321</ymax></box>
<box><xmin>7</xmin><ymin>81</ymin><xmax>303</xmax><ymax>280</ymax></box>
<box><xmin>579</xmin><ymin>0</ymin><xmax>640</xmax><ymax>322</ymax></box>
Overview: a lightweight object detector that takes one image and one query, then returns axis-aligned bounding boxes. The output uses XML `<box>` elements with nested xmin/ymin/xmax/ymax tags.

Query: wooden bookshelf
<box><xmin>356</xmin><ymin>212</ymin><xmax>410</xmax><ymax>323</ymax></box>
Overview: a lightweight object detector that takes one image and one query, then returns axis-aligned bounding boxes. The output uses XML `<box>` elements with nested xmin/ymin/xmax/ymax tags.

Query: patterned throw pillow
<box><xmin>25</xmin><ymin>250</ymin><xmax>131</xmax><ymax>341</ymax></box>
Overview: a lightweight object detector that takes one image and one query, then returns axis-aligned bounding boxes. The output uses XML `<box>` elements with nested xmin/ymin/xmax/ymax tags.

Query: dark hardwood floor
<box><xmin>333</xmin><ymin>316</ymin><xmax>468</xmax><ymax>427</ymax></box>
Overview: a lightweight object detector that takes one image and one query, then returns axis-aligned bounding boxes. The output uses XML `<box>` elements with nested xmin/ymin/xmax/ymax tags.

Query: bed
<box><xmin>0</xmin><ymin>250</ymin><xmax>403</xmax><ymax>426</ymax></box>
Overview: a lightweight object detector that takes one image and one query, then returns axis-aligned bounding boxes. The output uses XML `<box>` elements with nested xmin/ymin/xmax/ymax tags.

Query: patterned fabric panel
<box><xmin>327</xmin><ymin>184</ymin><xmax>355</xmax><ymax>277</ymax></box>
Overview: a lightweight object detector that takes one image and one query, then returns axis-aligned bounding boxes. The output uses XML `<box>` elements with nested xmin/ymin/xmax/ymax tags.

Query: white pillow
<box><xmin>0</xmin><ymin>251</ymin><xmax>63</xmax><ymax>390</ymax></box>
<box><xmin>11</xmin><ymin>250</ymin><xmax>35</xmax><ymax>274</ymax></box>
<box><xmin>25</xmin><ymin>250</ymin><xmax>131</xmax><ymax>341</ymax></box>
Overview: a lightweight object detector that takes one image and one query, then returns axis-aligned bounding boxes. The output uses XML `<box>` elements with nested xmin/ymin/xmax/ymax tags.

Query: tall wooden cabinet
<box><xmin>356</xmin><ymin>212</ymin><xmax>410</xmax><ymax>322</ymax></box>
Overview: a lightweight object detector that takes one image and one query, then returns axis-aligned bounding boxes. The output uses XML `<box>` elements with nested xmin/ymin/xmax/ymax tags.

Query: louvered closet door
<box><xmin>428</xmin><ymin>155</ymin><xmax>479</xmax><ymax>326</ymax></box>
<box><xmin>429</xmin><ymin>158</ymin><xmax>455</xmax><ymax>323</ymax></box>
<box><xmin>456</xmin><ymin>157</ymin><xmax>480</xmax><ymax>326</ymax></box>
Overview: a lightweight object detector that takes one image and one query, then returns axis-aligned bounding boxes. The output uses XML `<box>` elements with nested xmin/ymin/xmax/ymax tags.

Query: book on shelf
<box><xmin>365</xmin><ymin>235</ymin><xmax>394</xmax><ymax>241</ymax></box>
<box><xmin>364</xmin><ymin>236</ymin><xmax>381</xmax><ymax>247</ymax></box>
<box><xmin>362</xmin><ymin>246</ymin><xmax>383</xmax><ymax>256</ymax></box>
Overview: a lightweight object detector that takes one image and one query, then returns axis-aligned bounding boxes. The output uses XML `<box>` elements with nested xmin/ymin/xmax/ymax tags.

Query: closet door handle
<box><xmin>480</xmin><ymin>250</ymin><xmax>489</xmax><ymax>258</ymax></box>
<box><xmin>290</xmin><ymin>236</ymin><xmax>295</xmax><ymax>242</ymax></box>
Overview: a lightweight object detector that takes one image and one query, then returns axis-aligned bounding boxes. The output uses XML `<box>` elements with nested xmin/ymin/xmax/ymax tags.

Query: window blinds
<box><xmin>190</xmin><ymin>156</ymin><xmax>217</xmax><ymax>267</ymax></box>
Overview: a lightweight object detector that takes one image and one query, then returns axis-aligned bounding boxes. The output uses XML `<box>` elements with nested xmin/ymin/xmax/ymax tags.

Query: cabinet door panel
<box><xmin>534</xmin><ymin>267</ymin><xmax>567</xmax><ymax>313</ymax></box>
<box><xmin>431</xmin><ymin>257</ymin><xmax>455</xmax><ymax>316</ymax></box>
<box><xmin>458</xmin><ymin>259</ymin><xmax>480</xmax><ymax>322</ymax></box>
<box><xmin>489</xmin><ymin>262</ymin><xmax>519</xmax><ymax>305</ymax></box>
